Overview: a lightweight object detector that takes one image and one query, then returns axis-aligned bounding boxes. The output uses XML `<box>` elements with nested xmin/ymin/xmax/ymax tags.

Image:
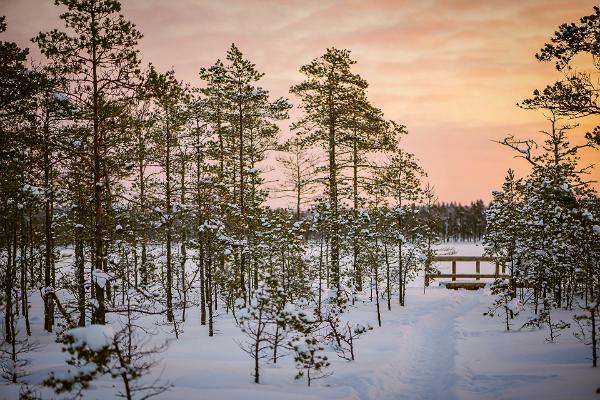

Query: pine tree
<box><xmin>236</xmin><ymin>274</ymin><xmax>288</xmax><ymax>384</ymax></box>
<box><xmin>290</xmin><ymin>335</ymin><xmax>331</xmax><ymax>387</ymax></box>
<box><xmin>44</xmin><ymin>323</ymin><xmax>170</xmax><ymax>399</ymax></box>
<box><xmin>341</xmin><ymin>96</ymin><xmax>397</xmax><ymax>293</ymax></box>
<box><xmin>34</xmin><ymin>0</ymin><xmax>143</xmax><ymax>325</ymax></box>
<box><xmin>199</xmin><ymin>45</ymin><xmax>290</xmax><ymax>304</ymax></box>
<box><xmin>522</xmin><ymin>6</ymin><xmax>600</xmax><ymax>144</ymax></box>
<box><xmin>485</xmin><ymin>169</ymin><xmax>524</xmax><ymax>293</ymax></box>
<box><xmin>223</xmin><ymin>44</ymin><xmax>290</xmax><ymax>301</ymax></box>
<box><xmin>291</xmin><ymin>48</ymin><xmax>368</xmax><ymax>290</ymax></box>
<box><xmin>145</xmin><ymin>66</ymin><xmax>189</xmax><ymax>327</ymax></box>
<box><xmin>0</xmin><ymin>16</ymin><xmax>36</xmax><ymax>344</ymax></box>
<box><xmin>376</xmin><ymin>145</ymin><xmax>425</xmax><ymax>306</ymax></box>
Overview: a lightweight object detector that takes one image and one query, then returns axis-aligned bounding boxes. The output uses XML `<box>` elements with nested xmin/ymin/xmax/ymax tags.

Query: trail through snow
<box><xmin>395</xmin><ymin>293</ymin><xmax>479</xmax><ymax>399</ymax></box>
<box><xmin>326</xmin><ymin>290</ymin><xmax>481</xmax><ymax>400</ymax></box>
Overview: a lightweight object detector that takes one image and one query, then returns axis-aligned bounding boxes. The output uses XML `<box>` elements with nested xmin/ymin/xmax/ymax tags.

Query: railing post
<box><xmin>476</xmin><ymin>260</ymin><xmax>480</xmax><ymax>281</ymax></box>
<box><xmin>452</xmin><ymin>260</ymin><xmax>456</xmax><ymax>281</ymax></box>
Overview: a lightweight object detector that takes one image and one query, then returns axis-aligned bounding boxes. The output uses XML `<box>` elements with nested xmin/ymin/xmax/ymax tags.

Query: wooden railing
<box><xmin>425</xmin><ymin>256</ymin><xmax>509</xmax><ymax>288</ymax></box>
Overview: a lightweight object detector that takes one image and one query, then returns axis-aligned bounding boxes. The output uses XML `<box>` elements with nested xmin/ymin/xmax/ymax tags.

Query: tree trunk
<box><xmin>238</xmin><ymin>102</ymin><xmax>247</xmax><ymax>303</ymax></box>
<box><xmin>43</xmin><ymin>115</ymin><xmax>55</xmax><ymax>331</ymax></box>
<box><xmin>180</xmin><ymin>154</ymin><xmax>188</xmax><ymax>322</ymax></box>
<box><xmin>165</xmin><ymin>119</ymin><xmax>174</xmax><ymax>323</ymax></box>
<box><xmin>91</xmin><ymin>8</ymin><xmax>106</xmax><ymax>325</ymax></box>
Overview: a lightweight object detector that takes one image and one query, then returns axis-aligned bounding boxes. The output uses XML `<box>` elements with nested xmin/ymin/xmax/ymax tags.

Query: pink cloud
<box><xmin>2</xmin><ymin>0</ymin><xmax>598</xmax><ymax>204</ymax></box>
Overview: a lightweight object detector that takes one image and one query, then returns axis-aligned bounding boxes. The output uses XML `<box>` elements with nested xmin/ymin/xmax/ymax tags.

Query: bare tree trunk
<box><xmin>180</xmin><ymin>153</ymin><xmax>188</xmax><ymax>322</ymax></box>
<box><xmin>384</xmin><ymin>242</ymin><xmax>391</xmax><ymax>311</ymax></box>
<box><xmin>296</xmin><ymin>159</ymin><xmax>301</xmax><ymax>221</ymax></box>
<box><xmin>5</xmin><ymin>226</ymin><xmax>15</xmax><ymax>343</ymax></box>
<box><xmin>73</xmin><ymin>231</ymin><xmax>84</xmax><ymax>327</ymax></box>
<box><xmin>318</xmin><ymin>237</ymin><xmax>323</xmax><ymax>317</ymax></box>
<box><xmin>199</xmin><ymin>241</ymin><xmax>206</xmax><ymax>325</ymax></box>
<box><xmin>328</xmin><ymin>115</ymin><xmax>340</xmax><ymax>289</ymax></box>
<box><xmin>374</xmin><ymin>240</ymin><xmax>381</xmax><ymax>327</ymax></box>
<box><xmin>195</xmin><ymin>123</ymin><xmax>207</xmax><ymax>326</ymax></box>
<box><xmin>207</xmin><ymin>244</ymin><xmax>214</xmax><ymax>337</ymax></box>
<box><xmin>20</xmin><ymin>211</ymin><xmax>31</xmax><ymax>336</ymax></box>
<box><xmin>352</xmin><ymin>134</ymin><xmax>362</xmax><ymax>292</ymax></box>
<box><xmin>90</xmin><ymin>9</ymin><xmax>107</xmax><ymax>325</ymax></box>
<box><xmin>43</xmin><ymin>115</ymin><xmax>55</xmax><ymax>331</ymax></box>
<box><xmin>254</xmin><ymin>308</ymin><xmax>263</xmax><ymax>383</ymax></box>
<box><xmin>138</xmin><ymin>141</ymin><xmax>149</xmax><ymax>287</ymax></box>
<box><xmin>398</xmin><ymin>239</ymin><xmax>404</xmax><ymax>306</ymax></box>
<box><xmin>238</xmin><ymin>102</ymin><xmax>247</xmax><ymax>303</ymax></box>
<box><xmin>165</xmin><ymin>117</ymin><xmax>174</xmax><ymax>323</ymax></box>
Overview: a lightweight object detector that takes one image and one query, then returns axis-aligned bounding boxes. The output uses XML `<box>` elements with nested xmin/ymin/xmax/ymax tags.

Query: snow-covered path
<box><xmin>395</xmin><ymin>292</ymin><xmax>480</xmax><ymax>400</ymax></box>
<box><xmin>314</xmin><ymin>288</ymin><xmax>598</xmax><ymax>400</ymax></box>
<box><xmin>326</xmin><ymin>290</ymin><xmax>480</xmax><ymax>400</ymax></box>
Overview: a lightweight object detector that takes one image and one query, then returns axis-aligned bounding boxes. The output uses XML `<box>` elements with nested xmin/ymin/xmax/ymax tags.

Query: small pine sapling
<box><xmin>274</xmin><ymin>299</ymin><xmax>315</xmax><ymax>363</ymax></box>
<box><xmin>0</xmin><ymin>328</ymin><xmax>42</xmax><ymax>384</ymax></box>
<box><xmin>18</xmin><ymin>384</ymin><xmax>43</xmax><ymax>400</ymax></box>
<box><xmin>520</xmin><ymin>298</ymin><xmax>570</xmax><ymax>342</ymax></box>
<box><xmin>44</xmin><ymin>324</ymin><xmax>170</xmax><ymax>399</ymax></box>
<box><xmin>334</xmin><ymin>322</ymin><xmax>373</xmax><ymax>361</ymax></box>
<box><xmin>236</xmin><ymin>275</ymin><xmax>281</xmax><ymax>384</ymax></box>
<box><xmin>290</xmin><ymin>335</ymin><xmax>331</xmax><ymax>387</ymax></box>
<box><xmin>314</xmin><ymin>289</ymin><xmax>372</xmax><ymax>361</ymax></box>
<box><xmin>573</xmin><ymin>300</ymin><xmax>599</xmax><ymax>367</ymax></box>
<box><xmin>44</xmin><ymin>325</ymin><xmax>115</xmax><ymax>397</ymax></box>
<box><xmin>484</xmin><ymin>279</ymin><xmax>521</xmax><ymax>331</ymax></box>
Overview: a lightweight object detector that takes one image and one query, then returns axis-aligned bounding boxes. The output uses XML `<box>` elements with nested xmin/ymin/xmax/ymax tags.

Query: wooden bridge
<box><xmin>425</xmin><ymin>256</ymin><xmax>509</xmax><ymax>290</ymax></box>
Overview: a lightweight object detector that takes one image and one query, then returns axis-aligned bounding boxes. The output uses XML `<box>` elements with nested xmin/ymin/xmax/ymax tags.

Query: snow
<box><xmin>4</xmin><ymin>287</ymin><xmax>598</xmax><ymax>399</ymax></box>
<box><xmin>40</xmin><ymin>286</ymin><xmax>54</xmax><ymax>296</ymax></box>
<box><xmin>2</xmin><ymin>242</ymin><xmax>598</xmax><ymax>399</ymax></box>
<box><xmin>92</xmin><ymin>269</ymin><xmax>113</xmax><ymax>289</ymax></box>
<box><xmin>507</xmin><ymin>297</ymin><xmax>523</xmax><ymax>314</ymax></box>
<box><xmin>150</xmin><ymin>291</ymin><xmax>600</xmax><ymax>399</ymax></box>
<box><xmin>88</xmin><ymin>298</ymin><xmax>99</xmax><ymax>309</ymax></box>
<box><xmin>21</xmin><ymin>183</ymin><xmax>45</xmax><ymax>196</ymax></box>
<box><xmin>52</xmin><ymin>92</ymin><xmax>67</xmax><ymax>102</ymax></box>
<box><xmin>66</xmin><ymin>325</ymin><xmax>114</xmax><ymax>351</ymax></box>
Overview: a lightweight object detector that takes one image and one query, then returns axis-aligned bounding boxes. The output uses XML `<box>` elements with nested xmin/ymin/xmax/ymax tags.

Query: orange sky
<box><xmin>2</xmin><ymin>0</ymin><xmax>599</xmax><ymax>205</ymax></box>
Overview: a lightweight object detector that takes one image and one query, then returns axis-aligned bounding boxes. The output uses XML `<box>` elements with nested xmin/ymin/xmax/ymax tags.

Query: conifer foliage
<box><xmin>2</xmin><ymin>0</ymin><xmax>599</xmax><ymax>396</ymax></box>
<box><xmin>1</xmin><ymin>1</ymin><xmax>439</xmax><ymax>391</ymax></box>
<box><xmin>485</xmin><ymin>7</ymin><xmax>600</xmax><ymax>366</ymax></box>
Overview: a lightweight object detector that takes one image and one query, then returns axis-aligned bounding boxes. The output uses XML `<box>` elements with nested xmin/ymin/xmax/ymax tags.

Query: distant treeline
<box><xmin>420</xmin><ymin>200</ymin><xmax>487</xmax><ymax>242</ymax></box>
<box><xmin>295</xmin><ymin>199</ymin><xmax>488</xmax><ymax>243</ymax></box>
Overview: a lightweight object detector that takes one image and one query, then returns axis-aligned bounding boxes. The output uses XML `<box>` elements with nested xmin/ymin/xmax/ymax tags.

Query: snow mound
<box><xmin>92</xmin><ymin>269</ymin><xmax>113</xmax><ymax>289</ymax></box>
<box><xmin>66</xmin><ymin>324</ymin><xmax>114</xmax><ymax>351</ymax></box>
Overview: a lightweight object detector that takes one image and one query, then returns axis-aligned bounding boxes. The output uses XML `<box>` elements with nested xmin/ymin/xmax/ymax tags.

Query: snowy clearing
<box><xmin>2</xmin><ymin>284</ymin><xmax>598</xmax><ymax>399</ymax></box>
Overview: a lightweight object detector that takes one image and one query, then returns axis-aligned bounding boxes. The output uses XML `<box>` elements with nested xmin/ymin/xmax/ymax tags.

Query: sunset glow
<box><xmin>2</xmin><ymin>0</ymin><xmax>599</xmax><ymax>204</ymax></box>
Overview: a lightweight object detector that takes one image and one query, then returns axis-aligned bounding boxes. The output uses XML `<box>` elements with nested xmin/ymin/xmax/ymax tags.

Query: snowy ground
<box><xmin>158</xmin><ymin>288</ymin><xmax>600</xmax><ymax>400</ymax></box>
<box><xmin>1</xmin><ymin>243</ymin><xmax>599</xmax><ymax>399</ymax></box>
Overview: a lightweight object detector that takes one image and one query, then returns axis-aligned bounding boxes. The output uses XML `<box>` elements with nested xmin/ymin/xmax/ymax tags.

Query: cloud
<box><xmin>2</xmin><ymin>0</ymin><xmax>598</xmax><ymax>203</ymax></box>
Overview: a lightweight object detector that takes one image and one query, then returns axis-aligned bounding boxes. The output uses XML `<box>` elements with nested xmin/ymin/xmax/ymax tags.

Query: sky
<box><xmin>2</xmin><ymin>0</ymin><xmax>599</xmax><ymax>206</ymax></box>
